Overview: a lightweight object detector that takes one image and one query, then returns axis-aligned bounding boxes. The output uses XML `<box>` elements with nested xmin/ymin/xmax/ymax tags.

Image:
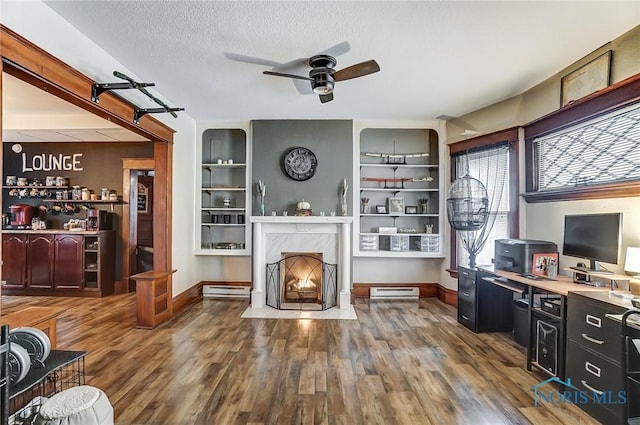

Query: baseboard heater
<box><xmin>370</xmin><ymin>287</ymin><xmax>419</xmax><ymax>300</ymax></box>
<box><xmin>202</xmin><ymin>285</ymin><xmax>250</xmax><ymax>299</ymax></box>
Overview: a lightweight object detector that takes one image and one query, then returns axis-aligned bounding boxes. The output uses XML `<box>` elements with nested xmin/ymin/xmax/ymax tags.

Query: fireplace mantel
<box><xmin>250</xmin><ymin>216</ymin><xmax>353</xmax><ymax>310</ymax></box>
<box><xmin>251</xmin><ymin>216</ymin><xmax>353</xmax><ymax>224</ymax></box>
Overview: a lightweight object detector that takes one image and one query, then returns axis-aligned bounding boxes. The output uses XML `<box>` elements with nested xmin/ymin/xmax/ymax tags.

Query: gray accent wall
<box><xmin>252</xmin><ymin>120</ymin><xmax>353</xmax><ymax>216</ymax></box>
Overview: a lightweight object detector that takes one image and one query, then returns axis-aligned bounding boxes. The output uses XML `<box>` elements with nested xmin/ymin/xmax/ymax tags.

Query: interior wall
<box><xmin>440</xmin><ymin>25</ymin><xmax>640</xmax><ymax>288</ymax></box>
<box><xmin>252</xmin><ymin>120</ymin><xmax>353</xmax><ymax>215</ymax></box>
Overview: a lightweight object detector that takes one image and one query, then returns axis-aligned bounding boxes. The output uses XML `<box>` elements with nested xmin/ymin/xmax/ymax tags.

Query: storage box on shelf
<box><xmin>196</xmin><ymin>125</ymin><xmax>251</xmax><ymax>255</ymax></box>
<box><xmin>354</xmin><ymin>123</ymin><xmax>444</xmax><ymax>257</ymax></box>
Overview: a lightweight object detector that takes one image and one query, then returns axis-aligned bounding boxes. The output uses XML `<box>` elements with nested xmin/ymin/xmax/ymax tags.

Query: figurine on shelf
<box><xmin>257</xmin><ymin>179</ymin><xmax>266</xmax><ymax>216</ymax></box>
<box><xmin>295</xmin><ymin>199</ymin><xmax>312</xmax><ymax>216</ymax></box>
<box><xmin>340</xmin><ymin>178</ymin><xmax>349</xmax><ymax>216</ymax></box>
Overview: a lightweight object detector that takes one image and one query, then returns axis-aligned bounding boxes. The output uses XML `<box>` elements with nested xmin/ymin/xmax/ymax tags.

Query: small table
<box><xmin>0</xmin><ymin>307</ymin><xmax>64</xmax><ymax>348</ymax></box>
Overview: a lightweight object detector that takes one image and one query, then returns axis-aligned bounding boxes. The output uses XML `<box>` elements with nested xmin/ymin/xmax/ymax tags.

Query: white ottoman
<box><xmin>34</xmin><ymin>385</ymin><xmax>114</xmax><ymax>425</ymax></box>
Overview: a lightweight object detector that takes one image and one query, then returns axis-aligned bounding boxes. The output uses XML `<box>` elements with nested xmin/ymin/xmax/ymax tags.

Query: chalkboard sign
<box><xmin>137</xmin><ymin>183</ymin><xmax>149</xmax><ymax>214</ymax></box>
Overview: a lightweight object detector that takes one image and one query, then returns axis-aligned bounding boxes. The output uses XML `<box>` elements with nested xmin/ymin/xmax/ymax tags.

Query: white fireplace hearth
<box><xmin>248</xmin><ymin>216</ymin><xmax>353</xmax><ymax>312</ymax></box>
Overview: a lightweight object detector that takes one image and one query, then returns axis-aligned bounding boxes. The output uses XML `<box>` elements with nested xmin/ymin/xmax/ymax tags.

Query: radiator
<box><xmin>370</xmin><ymin>287</ymin><xmax>419</xmax><ymax>300</ymax></box>
<box><xmin>202</xmin><ymin>285</ymin><xmax>250</xmax><ymax>298</ymax></box>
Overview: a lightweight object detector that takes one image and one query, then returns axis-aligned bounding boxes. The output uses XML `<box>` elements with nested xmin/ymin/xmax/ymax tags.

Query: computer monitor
<box><xmin>562</xmin><ymin>213</ymin><xmax>622</xmax><ymax>272</ymax></box>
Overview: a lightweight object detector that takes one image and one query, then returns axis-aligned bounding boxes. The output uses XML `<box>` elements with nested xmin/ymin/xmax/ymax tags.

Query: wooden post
<box><xmin>130</xmin><ymin>270</ymin><xmax>177</xmax><ymax>329</ymax></box>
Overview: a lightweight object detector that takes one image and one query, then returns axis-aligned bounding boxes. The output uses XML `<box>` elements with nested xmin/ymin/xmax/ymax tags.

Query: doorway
<box><xmin>121</xmin><ymin>158</ymin><xmax>155</xmax><ymax>292</ymax></box>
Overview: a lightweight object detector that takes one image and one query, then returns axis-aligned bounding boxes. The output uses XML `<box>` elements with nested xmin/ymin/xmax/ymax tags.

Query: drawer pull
<box><xmin>461</xmin><ymin>271</ymin><xmax>469</xmax><ymax>276</ymax></box>
<box><xmin>462</xmin><ymin>292</ymin><xmax>470</xmax><ymax>297</ymax></box>
<box><xmin>585</xmin><ymin>314</ymin><xmax>601</xmax><ymax>328</ymax></box>
<box><xmin>585</xmin><ymin>361</ymin><xmax>601</xmax><ymax>378</ymax></box>
<box><xmin>461</xmin><ymin>314</ymin><xmax>469</xmax><ymax>321</ymax></box>
<box><xmin>581</xmin><ymin>333</ymin><xmax>604</xmax><ymax>345</ymax></box>
<box><xmin>581</xmin><ymin>380</ymin><xmax>603</xmax><ymax>396</ymax></box>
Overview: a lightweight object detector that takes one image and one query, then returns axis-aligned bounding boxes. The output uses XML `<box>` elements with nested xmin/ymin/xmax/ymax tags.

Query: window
<box><xmin>453</xmin><ymin>145</ymin><xmax>510</xmax><ymax>268</ymax></box>
<box><xmin>523</xmin><ymin>73</ymin><xmax>640</xmax><ymax>202</ymax></box>
<box><xmin>533</xmin><ymin>102</ymin><xmax>640</xmax><ymax>191</ymax></box>
<box><xmin>448</xmin><ymin>128</ymin><xmax>519</xmax><ymax>273</ymax></box>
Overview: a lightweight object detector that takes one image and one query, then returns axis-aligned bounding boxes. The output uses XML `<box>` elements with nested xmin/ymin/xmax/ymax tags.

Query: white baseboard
<box><xmin>203</xmin><ymin>285</ymin><xmax>250</xmax><ymax>298</ymax></box>
<box><xmin>370</xmin><ymin>287</ymin><xmax>419</xmax><ymax>300</ymax></box>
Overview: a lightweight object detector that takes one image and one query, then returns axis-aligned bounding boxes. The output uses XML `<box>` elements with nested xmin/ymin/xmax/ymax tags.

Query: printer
<box><xmin>494</xmin><ymin>239</ymin><xmax>558</xmax><ymax>274</ymax></box>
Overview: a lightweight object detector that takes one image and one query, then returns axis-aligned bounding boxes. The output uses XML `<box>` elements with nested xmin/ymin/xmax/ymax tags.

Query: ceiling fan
<box><xmin>263</xmin><ymin>54</ymin><xmax>380</xmax><ymax>103</ymax></box>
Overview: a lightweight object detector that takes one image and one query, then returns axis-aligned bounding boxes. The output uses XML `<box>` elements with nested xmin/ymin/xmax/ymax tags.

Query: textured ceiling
<box><xmin>9</xmin><ymin>1</ymin><xmax>640</xmax><ymax>126</ymax></box>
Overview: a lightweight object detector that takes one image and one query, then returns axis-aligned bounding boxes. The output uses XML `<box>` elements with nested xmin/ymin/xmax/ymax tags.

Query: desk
<box><xmin>479</xmin><ymin>266</ymin><xmax>608</xmax><ymax>379</ymax></box>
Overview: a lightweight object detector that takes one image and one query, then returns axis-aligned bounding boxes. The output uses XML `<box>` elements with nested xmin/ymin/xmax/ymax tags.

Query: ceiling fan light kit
<box><xmin>263</xmin><ymin>53</ymin><xmax>380</xmax><ymax>103</ymax></box>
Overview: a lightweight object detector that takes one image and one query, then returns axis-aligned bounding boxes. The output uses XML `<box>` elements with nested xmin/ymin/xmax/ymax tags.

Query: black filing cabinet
<box><xmin>457</xmin><ymin>266</ymin><xmax>514</xmax><ymax>333</ymax></box>
<box><xmin>566</xmin><ymin>292</ymin><xmax>639</xmax><ymax>425</ymax></box>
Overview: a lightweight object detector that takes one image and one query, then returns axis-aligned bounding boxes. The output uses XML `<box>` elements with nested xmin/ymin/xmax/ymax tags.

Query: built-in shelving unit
<box><xmin>195</xmin><ymin>123</ymin><xmax>251</xmax><ymax>255</ymax></box>
<box><xmin>353</xmin><ymin>122</ymin><xmax>445</xmax><ymax>257</ymax></box>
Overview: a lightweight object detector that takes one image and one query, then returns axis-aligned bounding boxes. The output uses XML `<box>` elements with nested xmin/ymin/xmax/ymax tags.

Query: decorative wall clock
<box><xmin>282</xmin><ymin>147</ymin><xmax>318</xmax><ymax>181</ymax></box>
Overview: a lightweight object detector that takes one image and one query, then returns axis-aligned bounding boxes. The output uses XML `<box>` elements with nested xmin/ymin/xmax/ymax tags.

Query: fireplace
<box><xmin>249</xmin><ymin>216</ymin><xmax>352</xmax><ymax>311</ymax></box>
<box><xmin>266</xmin><ymin>252</ymin><xmax>337</xmax><ymax>310</ymax></box>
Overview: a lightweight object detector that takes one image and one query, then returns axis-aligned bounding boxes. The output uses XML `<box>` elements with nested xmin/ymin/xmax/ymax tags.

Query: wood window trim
<box><xmin>447</xmin><ymin>127</ymin><xmax>520</xmax><ymax>275</ymax></box>
<box><xmin>523</xmin><ymin>72</ymin><xmax>640</xmax><ymax>201</ymax></box>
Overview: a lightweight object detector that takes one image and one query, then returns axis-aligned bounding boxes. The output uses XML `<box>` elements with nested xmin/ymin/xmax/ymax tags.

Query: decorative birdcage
<box><xmin>446</xmin><ymin>174</ymin><xmax>489</xmax><ymax>232</ymax></box>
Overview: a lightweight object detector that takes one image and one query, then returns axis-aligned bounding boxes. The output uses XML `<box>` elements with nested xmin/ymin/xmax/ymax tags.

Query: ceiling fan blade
<box><xmin>263</xmin><ymin>70</ymin><xmax>312</xmax><ymax>81</ymax></box>
<box><xmin>333</xmin><ymin>60</ymin><xmax>380</xmax><ymax>81</ymax></box>
<box><xmin>319</xmin><ymin>93</ymin><xmax>334</xmax><ymax>103</ymax></box>
<box><xmin>224</xmin><ymin>52</ymin><xmax>280</xmax><ymax>67</ymax></box>
<box><xmin>319</xmin><ymin>41</ymin><xmax>351</xmax><ymax>58</ymax></box>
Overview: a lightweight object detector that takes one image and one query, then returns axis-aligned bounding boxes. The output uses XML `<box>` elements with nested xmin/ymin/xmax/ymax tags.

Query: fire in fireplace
<box><xmin>265</xmin><ymin>252</ymin><xmax>337</xmax><ymax>311</ymax></box>
<box><xmin>282</xmin><ymin>252</ymin><xmax>322</xmax><ymax>304</ymax></box>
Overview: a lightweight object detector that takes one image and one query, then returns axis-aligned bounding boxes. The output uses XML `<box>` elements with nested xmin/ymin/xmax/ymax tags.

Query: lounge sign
<box><xmin>12</xmin><ymin>144</ymin><xmax>84</xmax><ymax>172</ymax></box>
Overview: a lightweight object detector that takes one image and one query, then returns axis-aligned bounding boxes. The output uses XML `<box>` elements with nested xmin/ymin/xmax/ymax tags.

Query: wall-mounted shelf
<box><xmin>195</xmin><ymin>125</ymin><xmax>251</xmax><ymax>255</ymax></box>
<box><xmin>353</xmin><ymin>123</ymin><xmax>444</xmax><ymax>258</ymax></box>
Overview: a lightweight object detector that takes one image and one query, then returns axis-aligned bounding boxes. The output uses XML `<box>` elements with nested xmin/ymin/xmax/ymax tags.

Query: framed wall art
<box><xmin>561</xmin><ymin>50</ymin><xmax>611</xmax><ymax>107</ymax></box>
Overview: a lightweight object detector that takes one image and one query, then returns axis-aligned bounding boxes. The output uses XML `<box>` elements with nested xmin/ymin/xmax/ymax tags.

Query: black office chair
<box><xmin>1</xmin><ymin>324</ymin><xmax>9</xmax><ymax>425</ymax></box>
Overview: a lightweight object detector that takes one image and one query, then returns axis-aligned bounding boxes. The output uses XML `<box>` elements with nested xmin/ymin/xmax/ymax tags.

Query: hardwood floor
<box><xmin>2</xmin><ymin>295</ymin><xmax>599</xmax><ymax>425</ymax></box>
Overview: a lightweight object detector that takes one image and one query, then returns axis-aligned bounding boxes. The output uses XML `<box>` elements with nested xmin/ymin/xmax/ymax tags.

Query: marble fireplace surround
<box><xmin>249</xmin><ymin>216</ymin><xmax>352</xmax><ymax>310</ymax></box>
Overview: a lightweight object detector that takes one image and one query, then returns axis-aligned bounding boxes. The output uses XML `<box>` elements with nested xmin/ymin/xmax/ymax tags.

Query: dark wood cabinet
<box><xmin>1</xmin><ymin>231</ymin><xmax>115</xmax><ymax>297</ymax></box>
<box><xmin>1</xmin><ymin>234</ymin><xmax>28</xmax><ymax>288</ymax></box>
<box><xmin>53</xmin><ymin>234</ymin><xmax>84</xmax><ymax>289</ymax></box>
<box><xmin>26</xmin><ymin>234</ymin><xmax>54</xmax><ymax>289</ymax></box>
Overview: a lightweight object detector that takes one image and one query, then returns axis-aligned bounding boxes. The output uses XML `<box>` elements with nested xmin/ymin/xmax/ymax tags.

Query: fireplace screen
<box><xmin>266</xmin><ymin>253</ymin><xmax>337</xmax><ymax>310</ymax></box>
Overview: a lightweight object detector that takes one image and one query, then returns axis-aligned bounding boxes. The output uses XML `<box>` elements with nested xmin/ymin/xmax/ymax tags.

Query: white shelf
<box><xmin>353</xmin><ymin>122</ymin><xmax>445</xmax><ymax>258</ymax></box>
<box><xmin>196</xmin><ymin>125</ymin><xmax>251</xmax><ymax>256</ymax></box>
<box><xmin>360</xmin><ymin>188</ymin><xmax>438</xmax><ymax>192</ymax></box>
<box><xmin>202</xmin><ymin>163</ymin><xmax>247</xmax><ymax>168</ymax></box>
<box><xmin>360</xmin><ymin>164</ymin><xmax>439</xmax><ymax>168</ymax></box>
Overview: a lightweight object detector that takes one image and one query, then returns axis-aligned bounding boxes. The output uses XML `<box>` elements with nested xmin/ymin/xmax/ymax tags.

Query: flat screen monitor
<box><xmin>562</xmin><ymin>213</ymin><xmax>622</xmax><ymax>272</ymax></box>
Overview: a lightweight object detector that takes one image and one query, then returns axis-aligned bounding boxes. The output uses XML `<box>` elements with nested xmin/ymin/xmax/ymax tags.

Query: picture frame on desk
<box><xmin>532</xmin><ymin>252</ymin><xmax>559</xmax><ymax>278</ymax></box>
